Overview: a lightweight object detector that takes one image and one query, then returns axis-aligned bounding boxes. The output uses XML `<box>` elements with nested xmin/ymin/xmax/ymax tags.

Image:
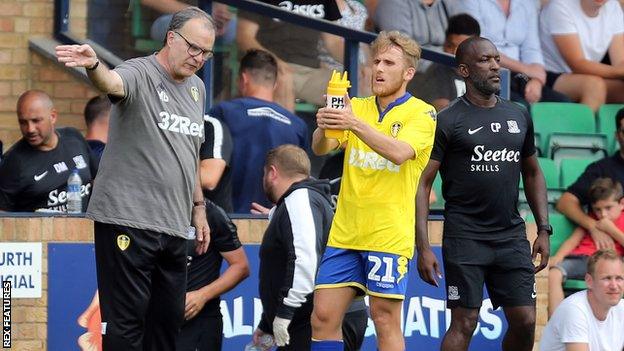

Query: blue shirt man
<box><xmin>211</xmin><ymin>49</ymin><xmax>309</xmax><ymax>213</ymax></box>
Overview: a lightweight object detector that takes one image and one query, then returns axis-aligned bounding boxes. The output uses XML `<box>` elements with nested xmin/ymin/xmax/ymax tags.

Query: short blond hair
<box><xmin>265</xmin><ymin>144</ymin><xmax>310</xmax><ymax>178</ymax></box>
<box><xmin>371</xmin><ymin>31</ymin><xmax>421</xmax><ymax>69</ymax></box>
<box><xmin>587</xmin><ymin>249</ymin><xmax>623</xmax><ymax>276</ymax></box>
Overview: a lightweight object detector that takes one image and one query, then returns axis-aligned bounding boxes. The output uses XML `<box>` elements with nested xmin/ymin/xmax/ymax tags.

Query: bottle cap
<box><xmin>327</xmin><ymin>70</ymin><xmax>351</xmax><ymax>90</ymax></box>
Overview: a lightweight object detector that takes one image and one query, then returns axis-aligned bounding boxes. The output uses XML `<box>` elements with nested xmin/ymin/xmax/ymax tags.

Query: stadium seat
<box><xmin>531</xmin><ymin>103</ymin><xmax>606</xmax><ymax>164</ymax></box>
<box><xmin>548</xmin><ymin>133</ymin><xmax>607</xmax><ymax>166</ymax></box>
<box><xmin>534</xmin><ymin>133</ymin><xmax>542</xmax><ymax>157</ymax></box>
<box><xmin>430</xmin><ymin>173</ymin><xmax>444</xmax><ymax>210</ymax></box>
<box><xmin>550</xmin><ymin>213</ymin><xmax>587</xmax><ymax>291</ymax></box>
<box><xmin>549</xmin><ymin>213</ymin><xmax>576</xmax><ymax>254</ymax></box>
<box><xmin>538</xmin><ymin>157</ymin><xmax>559</xmax><ymax>189</ymax></box>
<box><xmin>597</xmin><ymin>104</ymin><xmax>624</xmax><ymax>154</ymax></box>
<box><xmin>130</xmin><ymin>0</ymin><xmax>161</xmax><ymax>53</ymax></box>
<box><xmin>559</xmin><ymin>158</ymin><xmax>593</xmax><ymax>189</ymax></box>
<box><xmin>526</xmin><ymin>214</ymin><xmax>587</xmax><ymax>291</ymax></box>
<box><xmin>518</xmin><ymin>158</ymin><xmax>561</xmax><ymax>215</ymax></box>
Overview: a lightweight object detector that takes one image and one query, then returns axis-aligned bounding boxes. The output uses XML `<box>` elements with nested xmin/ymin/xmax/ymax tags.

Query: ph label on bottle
<box><xmin>328</xmin><ymin>95</ymin><xmax>346</xmax><ymax>109</ymax></box>
<box><xmin>2</xmin><ymin>280</ymin><xmax>11</xmax><ymax>349</ymax></box>
<box><xmin>325</xmin><ymin>70</ymin><xmax>351</xmax><ymax>139</ymax></box>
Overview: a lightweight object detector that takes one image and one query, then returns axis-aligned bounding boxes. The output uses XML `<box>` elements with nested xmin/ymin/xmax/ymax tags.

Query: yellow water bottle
<box><xmin>325</xmin><ymin>70</ymin><xmax>351</xmax><ymax>139</ymax></box>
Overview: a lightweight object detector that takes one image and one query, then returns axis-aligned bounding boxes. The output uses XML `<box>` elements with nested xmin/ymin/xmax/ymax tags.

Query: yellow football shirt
<box><xmin>328</xmin><ymin>94</ymin><xmax>436</xmax><ymax>258</ymax></box>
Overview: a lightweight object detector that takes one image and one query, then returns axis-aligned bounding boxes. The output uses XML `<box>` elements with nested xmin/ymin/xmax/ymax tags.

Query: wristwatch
<box><xmin>537</xmin><ymin>224</ymin><xmax>553</xmax><ymax>235</ymax></box>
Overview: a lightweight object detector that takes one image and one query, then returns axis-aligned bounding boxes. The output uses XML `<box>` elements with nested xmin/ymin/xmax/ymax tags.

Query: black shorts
<box><xmin>545</xmin><ymin>71</ymin><xmax>562</xmax><ymax>88</ymax></box>
<box><xmin>442</xmin><ymin>236</ymin><xmax>536</xmax><ymax>309</ymax></box>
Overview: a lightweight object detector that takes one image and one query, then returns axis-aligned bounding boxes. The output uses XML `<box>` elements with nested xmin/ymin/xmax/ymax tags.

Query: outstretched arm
<box><xmin>55</xmin><ymin>44</ymin><xmax>124</xmax><ymax>97</ymax></box>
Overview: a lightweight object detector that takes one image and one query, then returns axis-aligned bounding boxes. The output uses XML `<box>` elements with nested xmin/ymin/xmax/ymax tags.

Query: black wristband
<box><xmin>86</xmin><ymin>59</ymin><xmax>99</xmax><ymax>71</ymax></box>
<box><xmin>193</xmin><ymin>200</ymin><xmax>206</xmax><ymax>207</ymax></box>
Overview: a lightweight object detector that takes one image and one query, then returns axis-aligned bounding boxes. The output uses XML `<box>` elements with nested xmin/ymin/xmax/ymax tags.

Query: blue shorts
<box><xmin>315</xmin><ymin>247</ymin><xmax>410</xmax><ymax>300</ymax></box>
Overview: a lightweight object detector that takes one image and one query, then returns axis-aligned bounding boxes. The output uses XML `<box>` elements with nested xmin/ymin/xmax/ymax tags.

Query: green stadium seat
<box><xmin>538</xmin><ymin>157</ymin><xmax>559</xmax><ymax>189</ymax></box>
<box><xmin>549</xmin><ymin>213</ymin><xmax>576</xmax><ymax>254</ymax></box>
<box><xmin>518</xmin><ymin>158</ymin><xmax>561</xmax><ymax>215</ymax></box>
<box><xmin>430</xmin><ymin>173</ymin><xmax>444</xmax><ymax>210</ymax></box>
<box><xmin>130</xmin><ymin>0</ymin><xmax>161</xmax><ymax>52</ymax></box>
<box><xmin>531</xmin><ymin>103</ymin><xmax>606</xmax><ymax>163</ymax></box>
<box><xmin>548</xmin><ymin>133</ymin><xmax>608</xmax><ymax>167</ymax></box>
<box><xmin>559</xmin><ymin>158</ymin><xmax>593</xmax><ymax>189</ymax></box>
<box><xmin>550</xmin><ymin>213</ymin><xmax>588</xmax><ymax>290</ymax></box>
<box><xmin>597</xmin><ymin>104</ymin><xmax>624</xmax><ymax>154</ymax></box>
<box><xmin>534</xmin><ymin>133</ymin><xmax>542</xmax><ymax>157</ymax></box>
<box><xmin>295</xmin><ymin>102</ymin><xmax>319</xmax><ymax>114</ymax></box>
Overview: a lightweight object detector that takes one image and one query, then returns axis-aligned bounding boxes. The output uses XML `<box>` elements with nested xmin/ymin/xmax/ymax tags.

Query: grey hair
<box><xmin>166</xmin><ymin>6</ymin><xmax>215</xmax><ymax>40</ymax></box>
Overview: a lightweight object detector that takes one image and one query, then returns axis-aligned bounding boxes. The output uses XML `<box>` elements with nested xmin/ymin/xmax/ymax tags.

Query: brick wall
<box><xmin>0</xmin><ymin>0</ymin><xmax>95</xmax><ymax>151</ymax></box>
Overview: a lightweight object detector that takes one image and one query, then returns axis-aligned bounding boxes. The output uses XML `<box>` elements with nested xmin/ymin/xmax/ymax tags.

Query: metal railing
<box><xmin>53</xmin><ymin>0</ymin><xmax>510</xmax><ymax>108</ymax></box>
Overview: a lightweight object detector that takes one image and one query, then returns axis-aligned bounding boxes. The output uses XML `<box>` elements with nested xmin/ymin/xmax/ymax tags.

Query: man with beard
<box><xmin>0</xmin><ymin>90</ymin><xmax>95</xmax><ymax>212</ymax></box>
<box><xmin>252</xmin><ymin>144</ymin><xmax>335</xmax><ymax>350</ymax></box>
<box><xmin>310</xmin><ymin>31</ymin><xmax>437</xmax><ymax>351</ymax></box>
<box><xmin>415</xmin><ymin>37</ymin><xmax>550</xmax><ymax>351</ymax></box>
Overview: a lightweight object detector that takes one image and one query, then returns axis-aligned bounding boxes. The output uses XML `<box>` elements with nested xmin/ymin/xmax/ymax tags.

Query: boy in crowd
<box><xmin>548</xmin><ymin>178</ymin><xmax>624</xmax><ymax>316</ymax></box>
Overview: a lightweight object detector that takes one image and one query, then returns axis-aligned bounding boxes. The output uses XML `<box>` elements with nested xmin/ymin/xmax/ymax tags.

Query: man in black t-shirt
<box><xmin>556</xmin><ymin>108</ymin><xmax>624</xmax><ymax>251</ymax></box>
<box><xmin>177</xmin><ymin>199</ymin><xmax>249</xmax><ymax>351</ymax></box>
<box><xmin>0</xmin><ymin>90</ymin><xmax>95</xmax><ymax>212</ymax></box>
<box><xmin>415</xmin><ymin>37</ymin><xmax>550</xmax><ymax>351</ymax></box>
<box><xmin>200</xmin><ymin>115</ymin><xmax>234</xmax><ymax>212</ymax></box>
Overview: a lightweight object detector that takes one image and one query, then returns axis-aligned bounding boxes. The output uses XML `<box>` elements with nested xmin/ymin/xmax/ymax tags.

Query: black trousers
<box><xmin>94</xmin><ymin>222</ymin><xmax>187</xmax><ymax>351</ymax></box>
<box><xmin>176</xmin><ymin>305</ymin><xmax>223</xmax><ymax>351</ymax></box>
<box><xmin>342</xmin><ymin>309</ymin><xmax>368</xmax><ymax>351</ymax></box>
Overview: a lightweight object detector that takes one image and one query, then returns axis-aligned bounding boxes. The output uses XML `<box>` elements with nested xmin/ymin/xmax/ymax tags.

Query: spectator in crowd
<box><xmin>319</xmin><ymin>0</ymin><xmax>372</xmax><ymax>96</ymax></box>
<box><xmin>459</xmin><ymin>0</ymin><xmax>571</xmax><ymax>110</ymax></box>
<box><xmin>141</xmin><ymin>0</ymin><xmax>235</xmax><ymax>44</ymax></box>
<box><xmin>83</xmin><ymin>95</ymin><xmax>111</xmax><ymax>168</ymax></box>
<box><xmin>141</xmin><ymin>0</ymin><xmax>236</xmax><ymax>100</ymax></box>
<box><xmin>200</xmin><ymin>116</ymin><xmax>234</xmax><ymax>212</ymax></box>
<box><xmin>56</xmin><ymin>7</ymin><xmax>212</xmax><ymax>350</ymax></box>
<box><xmin>540</xmin><ymin>249</ymin><xmax>624</xmax><ymax>351</ymax></box>
<box><xmin>416</xmin><ymin>13</ymin><xmax>480</xmax><ymax>111</ymax></box>
<box><xmin>362</xmin><ymin>0</ymin><xmax>379</xmax><ymax>32</ymax></box>
<box><xmin>539</xmin><ymin>0</ymin><xmax>624</xmax><ymax>111</ymax></box>
<box><xmin>548</xmin><ymin>178</ymin><xmax>624</xmax><ymax>316</ymax></box>
<box><xmin>178</xmin><ymin>199</ymin><xmax>249</xmax><ymax>351</ymax></box>
<box><xmin>0</xmin><ymin>90</ymin><xmax>95</xmax><ymax>212</ymax></box>
<box><xmin>210</xmin><ymin>49</ymin><xmax>308</xmax><ymax>213</ymax></box>
<box><xmin>557</xmin><ymin>108</ymin><xmax>624</xmax><ymax>251</ymax></box>
<box><xmin>236</xmin><ymin>0</ymin><xmax>343</xmax><ymax>111</ymax></box>
<box><xmin>374</xmin><ymin>0</ymin><xmax>457</xmax><ymax>72</ymax></box>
